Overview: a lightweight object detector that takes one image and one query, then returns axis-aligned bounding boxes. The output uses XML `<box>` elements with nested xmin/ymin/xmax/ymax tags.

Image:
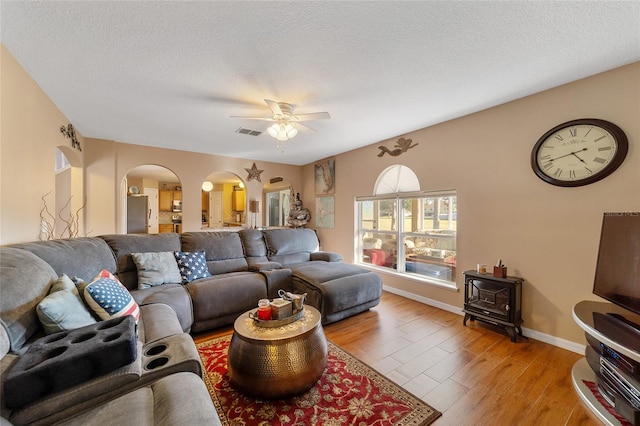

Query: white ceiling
<box><xmin>2</xmin><ymin>1</ymin><xmax>639</xmax><ymax>166</ymax></box>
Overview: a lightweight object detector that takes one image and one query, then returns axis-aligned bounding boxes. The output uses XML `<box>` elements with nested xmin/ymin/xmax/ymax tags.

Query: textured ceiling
<box><xmin>2</xmin><ymin>1</ymin><xmax>639</xmax><ymax>166</ymax></box>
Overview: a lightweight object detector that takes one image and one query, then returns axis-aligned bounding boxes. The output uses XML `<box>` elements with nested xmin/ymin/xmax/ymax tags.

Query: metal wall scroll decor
<box><xmin>60</xmin><ymin>123</ymin><xmax>81</xmax><ymax>151</ymax></box>
<box><xmin>377</xmin><ymin>137</ymin><xmax>417</xmax><ymax>157</ymax></box>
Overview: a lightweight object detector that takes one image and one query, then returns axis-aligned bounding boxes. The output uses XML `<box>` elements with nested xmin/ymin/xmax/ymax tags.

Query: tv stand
<box><xmin>572</xmin><ymin>301</ymin><xmax>640</xmax><ymax>425</ymax></box>
<box><xmin>607</xmin><ymin>312</ymin><xmax>640</xmax><ymax>334</ymax></box>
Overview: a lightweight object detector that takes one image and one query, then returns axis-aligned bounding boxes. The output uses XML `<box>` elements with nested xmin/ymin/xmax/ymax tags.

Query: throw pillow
<box><xmin>36</xmin><ymin>274</ymin><xmax>97</xmax><ymax>334</ymax></box>
<box><xmin>84</xmin><ymin>270</ymin><xmax>140</xmax><ymax>323</ymax></box>
<box><xmin>131</xmin><ymin>251</ymin><xmax>182</xmax><ymax>289</ymax></box>
<box><xmin>174</xmin><ymin>251</ymin><xmax>211</xmax><ymax>284</ymax></box>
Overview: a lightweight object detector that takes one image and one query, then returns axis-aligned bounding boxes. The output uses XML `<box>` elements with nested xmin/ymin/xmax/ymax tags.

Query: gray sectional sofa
<box><xmin>0</xmin><ymin>228</ymin><xmax>382</xmax><ymax>425</ymax></box>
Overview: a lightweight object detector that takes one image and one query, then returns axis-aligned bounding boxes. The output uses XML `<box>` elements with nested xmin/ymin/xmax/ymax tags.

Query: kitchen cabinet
<box><xmin>158</xmin><ymin>224</ymin><xmax>174</xmax><ymax>233</ymax></box>
<box><xmin>159</xmin><ymin>190</ymin><xmax>182</xmax><ymax>211</ymax></box>
<box><xmin>159</xmin><ymin>190</ymin><xmax>172</xmax><ymax>211</ymax></box>
<box><xmin>202</xmin><ymin>191</ymin><xmax>209</xmax><ymax>213</ymax></box>
<box><xmin>232</xmin><ymin>190</ymin><xmax>245</xmax><ymax>211</ymax></box>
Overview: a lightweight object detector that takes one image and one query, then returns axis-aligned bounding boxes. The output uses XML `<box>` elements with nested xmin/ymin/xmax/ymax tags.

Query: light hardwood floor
<box><xmin>193</xmin><ymin>291</ymin><xmax>603</xmax><ymax>425</ymax></box>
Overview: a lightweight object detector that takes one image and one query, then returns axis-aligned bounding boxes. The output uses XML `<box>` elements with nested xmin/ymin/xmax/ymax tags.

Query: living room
<box><xmin>1</xmin><ymin>2</ymin><xmax>639</xmax><ymax>425</ymax></box>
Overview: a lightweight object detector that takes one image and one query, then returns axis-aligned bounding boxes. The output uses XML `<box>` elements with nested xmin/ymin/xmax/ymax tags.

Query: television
<box><xmin>593</xmin><ymin>212</ymin><xmax>640</xmax><ymax>317</ymax></box>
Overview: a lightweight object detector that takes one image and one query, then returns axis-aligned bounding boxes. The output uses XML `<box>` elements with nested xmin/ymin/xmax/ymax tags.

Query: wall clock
<box><xmin>531</xmin><ymin>118</ymin><xmax>628</xmax><ymax>187</ymax></box>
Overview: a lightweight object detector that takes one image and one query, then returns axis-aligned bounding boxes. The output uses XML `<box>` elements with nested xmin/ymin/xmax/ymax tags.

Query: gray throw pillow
<box><xmin>36</xmin><ymin>274</ymin><xmax>97</xmax><ymax>334</ymax></box>
<box><xmin>132</xmin><ymin>252</ymin><xmax>182</xmax><ymax>289</ymax></box>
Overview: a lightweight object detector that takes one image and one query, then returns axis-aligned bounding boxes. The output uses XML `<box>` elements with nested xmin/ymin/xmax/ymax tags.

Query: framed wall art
<box><xmin>314</xmin><ymin>158</ymin><xmax>335</xmax><ymax>195</ymax></box>
<box><xmin>315</xmin><ymin>196</ymin><xmax>335</xmax><ymax>228</ymax></box>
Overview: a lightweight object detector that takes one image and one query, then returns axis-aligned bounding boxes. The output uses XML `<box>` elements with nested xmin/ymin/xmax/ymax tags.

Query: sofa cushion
<box><xmin>131</xmin><ymin>286</ymin><xmax>193</xmax><ymax>333</ymax></box>
<box><xmin>0</xmin><ymin>247</ymin><xmax>57</xmax><ymax>352</ymax></box>
<box><xmin>181</xmin><ymin>232</ymin><xmax>249</xmax><ymax>275</ymax></box>
<box><xmin>261</xmin><ymin>228</ymin><xmax>324</xmax><ymax>266</ymax></box>
<box><xmin>291</xmin><ymin>262</ymin><xmax>370</xmax><ymax>285</ymax></box>
<box><xmin>262</xmin><ymin>228</ymin><xmax>319</xmax><ymax>256</ymax></box>
<box><xmin>185</xmin><ymin>272</ymin><xmax>267</xmax><ymax>333</ymax></box>
<box><xmin>239</xmin><ymin>228</ymin><xmax>268</xmax><ymax>258</ymax></box>
<box><xmin>84</xmin><ymin>270</ymin><xmax>140</xmax><ymax>323</ymax></box>
<box><xmin>131</xmin><ymin>252</ymin><xmax>182</xmax><ymax>289</ymax></box>
<box><xmin>9</xmin><ymin>237</ymin><xmax>117</xmax><ymax>284</ymax></box>
<box><xmin>174</xmin><ymin>251</ymin><xmax>211</xmax><ymax>283</ymax></box>
<box><xmin>36</xmin><ymin>274</ymin><xmax>97</xmax><ymax>334</ymax></box>
<box><xmin>99</xmin><ymin>233</ymin><xmax>182</xmax><ymax>291</ymax></box>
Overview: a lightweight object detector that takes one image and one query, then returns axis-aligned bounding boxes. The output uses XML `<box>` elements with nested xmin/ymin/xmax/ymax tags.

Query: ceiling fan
<box><xmin>231</xmin><ymin>99</ymin><xmax>330</xmax><ymax>142</ymax></box>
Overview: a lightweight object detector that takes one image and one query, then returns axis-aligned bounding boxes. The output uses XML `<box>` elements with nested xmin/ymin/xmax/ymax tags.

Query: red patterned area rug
<box><xmin>197</xmin><ymin>335</ymin><xmax>441</xmax><ymax>426</ymax></box>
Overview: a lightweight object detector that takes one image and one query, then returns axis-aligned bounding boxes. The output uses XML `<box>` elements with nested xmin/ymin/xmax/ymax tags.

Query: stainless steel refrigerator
<box><xmin>127</xmin><ymin>195</ymin><xmax>149</xmax><ymax>233</ymax></box>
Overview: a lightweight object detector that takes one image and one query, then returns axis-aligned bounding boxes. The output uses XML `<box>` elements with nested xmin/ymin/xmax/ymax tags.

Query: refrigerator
<box><xmin>127</xmin><ymin>195</ymin><xmax>149</xmax><ymax>233</ymax></box>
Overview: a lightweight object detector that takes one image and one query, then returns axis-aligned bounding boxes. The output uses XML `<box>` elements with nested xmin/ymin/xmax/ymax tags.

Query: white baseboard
<box><xmin>382</xmin><ymin>285</ymin><xmax>586</xmax><ymax>355</ymax></box>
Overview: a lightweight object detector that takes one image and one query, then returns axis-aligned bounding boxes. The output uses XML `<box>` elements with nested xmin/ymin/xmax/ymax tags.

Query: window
<box><xmin>55</xmin><ymin>148</ymin><xmax>70</xmax><ymax>173</ymax></box>
<box><xmin>355</xmin><ymin>166</ymin><xmax>457</xmax><ymax>287</ymax></box>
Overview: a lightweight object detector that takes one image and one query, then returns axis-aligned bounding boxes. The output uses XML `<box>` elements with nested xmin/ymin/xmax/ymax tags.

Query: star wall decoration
<box><xmin>245</xmin><ymin>162</ymin><xmax>264</xmax><ymax>182</ymax></box>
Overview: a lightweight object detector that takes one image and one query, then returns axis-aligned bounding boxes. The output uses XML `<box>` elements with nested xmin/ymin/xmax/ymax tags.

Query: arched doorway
<box><xmin>51</xmin><ymin>146</ymin><xmax>83</xmax><ymax>239</ymax></box>
<box><xmin>202</xmin><ymin>171</ymin><xmax>246</xmax><ymax>228</ymax></box>
<box><xmin>123</xmin><ymin>165</ymin><xmax>180</xmax><ymax>234</ymax></box>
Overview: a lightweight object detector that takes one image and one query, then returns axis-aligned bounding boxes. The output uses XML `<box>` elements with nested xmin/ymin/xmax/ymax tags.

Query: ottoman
<box><xmin>290</xmin><ymin>262</ymin><xmax>383</xmax><ymax>324</ymax></box>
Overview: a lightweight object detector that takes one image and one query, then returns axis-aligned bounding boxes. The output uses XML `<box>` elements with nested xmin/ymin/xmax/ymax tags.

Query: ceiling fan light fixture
<box><xmin>268</xmin><ymin>122</ymin><xmax>298</xmax><ymax>141</ymax></box>
<box><xmin>285</xmin><ymin>123</ymin><xmax>298</xmax><ymax>138</ymax></box>
<box><xmin>267</xmin><ymin>123</ymin><xmax>280</xmax><ymax>139</ymax></box>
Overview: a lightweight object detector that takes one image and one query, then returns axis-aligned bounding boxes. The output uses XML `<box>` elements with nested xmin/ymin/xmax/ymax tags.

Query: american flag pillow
<box><xmin>84</xmin><ymin>270</ymin><xmax>140</xmax><ymax>323</ymax></box>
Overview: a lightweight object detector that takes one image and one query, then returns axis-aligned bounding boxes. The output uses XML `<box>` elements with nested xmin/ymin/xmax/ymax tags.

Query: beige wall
<box><xmin>97</xmin><ymin>138</ymin><xmax>302</xmax><ymax>235</ymax></box>
<box><xmin>305</xmin><ymin>62</ymin><xmax>640</xmax><ymax>344</ymax></box>
<box><xmin>1</xmin><ymin>45</ymin><xmax>85</xmax><ymax>243</ymax></box>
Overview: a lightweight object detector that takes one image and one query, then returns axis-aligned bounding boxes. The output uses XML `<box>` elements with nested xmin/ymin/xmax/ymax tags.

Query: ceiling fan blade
<box><xmin>293</xmin><ymin>112</ymin><xmax>330</xmax><ymax>121</ymax></box>
<box><xmin>229</xmin><ymin>116</ymin><xmax>275</xmax><ymax>121</ymax></box>
<box><xmin>295</xmin><ymin>122</ymin><xmax>317</xmax><ymax>132</ymax></box>
<box><xmin>264</xmin><ymin>99</ymin><xmax>283</xmax><ymax>116</ymax></box>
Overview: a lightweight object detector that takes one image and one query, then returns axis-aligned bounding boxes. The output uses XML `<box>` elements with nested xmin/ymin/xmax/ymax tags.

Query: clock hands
<box><xmin>547</xmin><ymin>147</ymin><xmax>588</xmax><ymax>162</ymax></box>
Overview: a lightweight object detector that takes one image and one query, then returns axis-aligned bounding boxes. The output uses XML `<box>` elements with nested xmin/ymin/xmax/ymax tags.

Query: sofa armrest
<box><xmin>310</xmin><ymin>251</ymin><xmax>343</xmax><ymax>262</ymax></box>
<box><xmin>248</xmin><ymin>262</ymin><xmax>283</xmax><ymax>272</ymax></box>
<box><xmin>260</xmin><ymin>268</ymin><xmax>293</xmax><ymax>299</ymax></box>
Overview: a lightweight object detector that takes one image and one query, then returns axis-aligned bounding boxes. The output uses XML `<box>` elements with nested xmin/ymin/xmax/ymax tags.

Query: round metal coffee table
<box><xmin>227</xmin><ymin>305</ymin><xmax>327</xmax><ymax>399</ymax></box>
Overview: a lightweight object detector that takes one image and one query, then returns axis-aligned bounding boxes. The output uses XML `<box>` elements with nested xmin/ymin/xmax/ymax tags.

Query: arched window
<box><xmin>355</xmin><ymin>165</ymin><xmax>457</xmax><ymax>288</ymax></box>
<box><xmin>374</xmin><ymin>165</ymin><xmax>420</xmax><ymax>194</ymax></box>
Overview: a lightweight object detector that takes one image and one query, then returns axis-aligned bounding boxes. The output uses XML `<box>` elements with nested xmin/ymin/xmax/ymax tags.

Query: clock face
<box><xmin>531</xmin><ymin>119</ymin><xmax>628</xmax><ymax>187</ymax></box>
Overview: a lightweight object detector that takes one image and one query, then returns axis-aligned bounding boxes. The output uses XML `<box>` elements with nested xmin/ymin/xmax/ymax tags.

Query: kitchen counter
<box><xmin>223</xmin><ymin>222</ymin><xmax>244</xmax><ymax>227</ymax></box>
